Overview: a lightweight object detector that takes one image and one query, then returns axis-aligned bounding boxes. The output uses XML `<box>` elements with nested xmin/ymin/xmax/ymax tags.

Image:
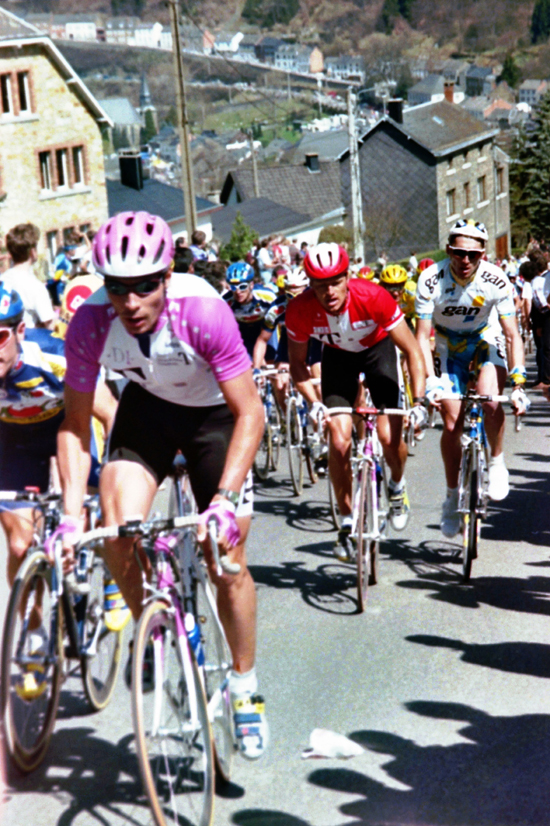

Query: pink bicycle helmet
<box><xmin>92</xmin><ymin>211</ymin><xmax>174</xmax><ymax>278</ymax></box>
<box><xmin>303</xmin><ymin>243</ymin><xmax>349</xmax><ymax>279</ymax></box>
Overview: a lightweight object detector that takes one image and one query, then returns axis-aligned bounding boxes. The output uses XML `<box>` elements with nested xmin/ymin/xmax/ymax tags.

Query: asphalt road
<box><xmin>2</xmin><ymin>393</ymin><xmax>550</xmax><ymax>826</ymax></box>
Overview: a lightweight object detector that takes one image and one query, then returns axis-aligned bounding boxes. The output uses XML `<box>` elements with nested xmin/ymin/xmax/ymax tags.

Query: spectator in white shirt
<box><xmin>2</xmin><ymin>223</ymin><xmax>54</xmax><ymax>329</ymax></box>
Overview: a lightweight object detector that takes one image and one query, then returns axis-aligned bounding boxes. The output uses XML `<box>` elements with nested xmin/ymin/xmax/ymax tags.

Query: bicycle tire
<box><xmin>253</xmin><ymin>417</ymin><xmax>272</xmax><ymax>481</ymax></box>
<box><xmin>462</xmin><ymin>446</ymin><xmax>479</xmax><ymax>582</ymax></box>
<box><xmin>1</xmin><ymin>551</ymin><xmax>63</xmax><ymax>773</ymax></box>
<box><xmin>515</xmin><ymin>413</ymin><xmax>521</xmax><ymax>433</ymax></box>
<box><xmin>287</xmin><ymin>395</ymin><xmax>304</xmax><ymax>496</ymax></box>
<box><xmin>194</xmin><ymin>571</ymin><xmax>235</xmax><ymax>785</ymax></box>
<box><xmin>356</xmin><ymin>464</ymin><xmax>379</xmax><ymax>612</ymax></box>
<box><xmin>80</xmin><ymin>553</ymin><xmax>123</xmax><ymax>711</ymax></box>
<box><xmin>132</xmin><ymin>599</ymin><xmax>214</xmax><ymax>826</ymax></box>
<box><xmin>268</xmin><ymin>402</ymin><xmax>282</xmax><ymax>472</ymax></box>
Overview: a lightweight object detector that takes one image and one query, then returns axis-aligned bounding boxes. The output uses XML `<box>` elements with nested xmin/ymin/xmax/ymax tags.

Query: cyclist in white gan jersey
<box><xmin>415</xmin><ymin>219</ymin><xmax>529</xmax><ymax>538</ymax></box>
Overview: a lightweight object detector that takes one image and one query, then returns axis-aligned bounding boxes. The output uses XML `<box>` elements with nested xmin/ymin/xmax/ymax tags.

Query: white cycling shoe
<box><xmin>440</xmin><ymin>491</ymin><xmax>461</xmax><ymax>538</ymax></box>
<box><xmin>488</xmin><ymin>457</ymin><xmax>509</xmax><ymax>501</ymax></box>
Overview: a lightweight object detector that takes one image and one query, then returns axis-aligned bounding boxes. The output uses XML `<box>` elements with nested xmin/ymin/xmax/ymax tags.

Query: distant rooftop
<box><xmin>0</xmin><ymin>6</ymin><xmax>40</xmax><ymax>39</ymax></box>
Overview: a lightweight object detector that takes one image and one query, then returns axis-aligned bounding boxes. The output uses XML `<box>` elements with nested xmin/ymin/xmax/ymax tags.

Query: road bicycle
<box><xmin>78</xmin><ymin>505</ymin><xmax>237</xmax><ymax>825</ymax></box>
<box><xmin>446</xmin><ymin>392</ymin><xmax>510</xmax><ymax>581</ymax></box>
<box><xmin>286</xmin><ymin>379</ymin><xmax>322</xmax><ymax>496</ymax></box>
<box><xmin>253</xmin><ymin>368</ymin><xmax>282</xmax><ymax>481</ymax></box>
<box><xmin>1</xmin><ymin>491</ymin><xmax>122</xmax><ymax>773</ymax></box>
<box><xmin>327</xmin><ymin>405</ymin><xmax>407</xmax><ymax>612</ymax></box>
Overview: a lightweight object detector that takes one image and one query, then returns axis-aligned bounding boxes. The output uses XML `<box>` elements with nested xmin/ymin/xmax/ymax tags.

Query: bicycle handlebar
<box><xmin>326</xmin><ymin>406</ymin><xmax>410</xmax><ymax>417</ymax></box>
<box><xmin>436</xmin><ymin>394</ymin><xmax>510</xmax><ymax>403</ymax></box>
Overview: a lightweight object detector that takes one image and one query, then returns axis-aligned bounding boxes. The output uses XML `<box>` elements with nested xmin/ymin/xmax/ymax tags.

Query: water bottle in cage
<box><xmin>185</xmin><ymin>613</ymin><xmax>205</xmax><ymax>666</ymax></box>
<box><xmin>375</xmin><ymin>462</ymin><xmax>383</xmax><ymax>501</ymax></box>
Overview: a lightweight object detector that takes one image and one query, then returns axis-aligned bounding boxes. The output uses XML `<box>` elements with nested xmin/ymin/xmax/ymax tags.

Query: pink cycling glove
<box><xmin>44</xmin><ymin>515</ymin><xmax>82</xmax><ymax>558</ymax></box>
<box><xmin>199</xmin><ymin>501</ymin><xmax>241</xmax><ymax>549</ymax></box>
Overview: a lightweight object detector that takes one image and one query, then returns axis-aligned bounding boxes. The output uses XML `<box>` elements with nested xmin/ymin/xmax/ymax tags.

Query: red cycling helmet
<box><xmin>92</xmin><ymin>211</ymin><xmax>174</xmax><ymax>278</ymax></box>
<box><xmin>303</xmin><ymin>243</ymin><xmax>349</xmax><ymax>279</ymax></box>
<box><xmin>417</xmin><ymin>258</ymin><xmax>435</xmax><ymax>274</ymax></box>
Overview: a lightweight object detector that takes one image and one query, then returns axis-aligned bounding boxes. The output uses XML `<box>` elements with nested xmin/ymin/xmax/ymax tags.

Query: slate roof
<box><xmin>99</xmin><ymin>97</ymin><xmax>142</xmax><ymax>126</ymax></box>
<box><xmin>400</xmin><ymin>100</ymin><xmax>497</xmax><ymax>155</ymax></box>
<box><xmin>0</xmin><ymin>7</ymin><xmax>40</xmax><ymax>39</ymax></box>
<box><xmin>466</xmin><ymin>65</ymin><xmax>494</xmax><ymax>80</ymax></box>
<box><xmin>212</xmin><ymin>198</ymin><xmax>311</xmax><ymax>242</ymax></box>
<box><xmin>220</xmin><ymin>161</ymin><xmax>343</xmax><ymax>220</ymax></box>
<box><xmin>106</xmin><ymin>178</ymin><xmax>220</xmax><ymax>221</ymax></box>
<box><xmin>408</xmin><ymin>74</ymin><xmax>445</xmax><ymax>96</ymax></box>
<box><xmin>285</xmin><ymin>129</ymin><xmax>350</xmax><ymax>164</ymax></box>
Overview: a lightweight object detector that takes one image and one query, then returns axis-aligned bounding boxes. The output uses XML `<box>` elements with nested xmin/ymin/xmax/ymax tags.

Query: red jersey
<box><xmin>286</xmin><ymin>279</ymin><xmax>403</xmax><ymax>353</ymax></box>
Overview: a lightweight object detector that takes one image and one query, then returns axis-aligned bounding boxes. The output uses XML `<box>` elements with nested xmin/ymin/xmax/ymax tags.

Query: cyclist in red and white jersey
<box><xmin>286</xmin><ymin>243</ymin><xmax>426</xmax><ymax>560</ymax></box>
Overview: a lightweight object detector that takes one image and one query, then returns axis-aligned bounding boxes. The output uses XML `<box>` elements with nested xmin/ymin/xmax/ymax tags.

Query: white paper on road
<box><xmin>301</xmin><ymin>728</ymin><xmax>365</xmax><ymax>759</ymax></box>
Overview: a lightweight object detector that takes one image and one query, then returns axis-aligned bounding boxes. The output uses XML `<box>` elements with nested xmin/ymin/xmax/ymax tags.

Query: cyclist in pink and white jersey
<box><xmin>57</xmin><ymin>211</ymin><xmax>268</xmax><ymax>761</ymax></box>
<box><xmin>286</xmin><ymin>243</ymin><xmax>426</xmax><ymax>561</ymax></box>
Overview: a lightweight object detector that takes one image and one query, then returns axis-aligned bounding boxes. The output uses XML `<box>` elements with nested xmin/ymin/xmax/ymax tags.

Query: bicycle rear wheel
<box><xmin>80</xmin><ymin>553</ymin><xmax>123</xmax><ymax>711</ymax></box>
<box><xmin>356</xmin><ymin>465</ymin><xmax>379</xmax><ymax>612</ymax></box>
<box><xmin>287</xmin><ymin>395</ymin><xmax>304</xmax><ymax>495</ymax></box>
<box><xmin>268</xmin><ymin>402</ymin><xmax>282</xmax><ymax>471</ymax></box>
<box><xmin>195</xmin><ymin>572</ymin><xmax>235</xmax><ymax>785</ymax></box>
<box><xmin>253</xmin><ymin>417</ymin><xmax>272</xmax><ymax>481</ymax></box>
<box><xmin>1</xmin><ymin>551</ymin><xmax>63</xmax><ymax>773</ymax></box>
<box><xmin>132</xmin><ymin>600</ymin><xmax>214</xmax><ymax>826</ymax></box>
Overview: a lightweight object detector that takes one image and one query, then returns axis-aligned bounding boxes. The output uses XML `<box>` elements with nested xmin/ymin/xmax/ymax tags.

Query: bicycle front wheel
<box><xmin>462</xmin><ymin>448</ymin><xmax>479</xmax><ymax>582</ymax></box>
<box><xmin>132</xmin><ymin>600</ymin><xmax>214</xmax><ymax>826</ymax></box>
<box><xmin>80</xmin><ymin>554</ymin><xmax>123</xmax><ymax>711</ymax></box>
<box><xmin>195</xmin><ymin>573</ymin><xmax>235</xmax><ymax>784</ymax></box>
<box><xmin>356</xmin><ymin>466</ymin><xmax>379</xmax><ymax>612</ymax></box>
<box><xmin>268</xmin><ymin>402</ymin><xmax>282</xmax><ymax>471</ymax></box>
<box><xmin>287</xmin><ymin>395</ymin><xmax>304</xmax><ymax>495</ymax></box>
<box><xmin>1</xmin><ymin>551</ymin><xmax>63</xmax><ymax>773</ymax></box>
<box><xmin>253</xmin><ymin>417</ymin><xmax>272</xmax><ymax>481</ymax></box>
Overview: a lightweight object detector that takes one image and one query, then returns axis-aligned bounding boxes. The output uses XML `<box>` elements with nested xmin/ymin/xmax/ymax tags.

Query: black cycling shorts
<box><xmin>321</xmin><ymin>335</ymin><xmax>403</xmax><ymax>410</ymax></box>
<box><xmin>108</xmin><ymin>382</ymin><xmax>234</xmax><ymax>512</ymax></box>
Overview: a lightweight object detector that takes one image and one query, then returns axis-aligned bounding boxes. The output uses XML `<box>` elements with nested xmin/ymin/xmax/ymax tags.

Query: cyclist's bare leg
<box><xmin>354</xmin><ymin>383</ymin><xmax>366</xmax><ymax>442</ymax></box>
<box><xmin>477</xmin><ymin>362</ymin><xmax>506</xmax><ymax>458</ymax></box>
<box><xmin>439</xmin><ymin>399</ymin><xmax>464</xmax><ymax>488</ymax></box>
<box><xmin>1</xmin><ymin>509</ymin><xmax>43</xmax><ymax>628</ymax></box>
<box><xmin>206</xmin><ymin>515</ymin><xmax>256</xmax><ymax>674</ymax></box>
<box><xmin>377</xmin><ymin>414</ymin><xmax>407</xmax><ymax>483</ymax></box>
<box><xmin>327</xmin><ymin>413</ymin><xmax>353</xmax><ymax>516</ymax></box>
<box><xmin>99</xmin><ymin>459</ymin><xmax>158</xmax><ymax>620</ymax></box>
<box><xmin>310</xmin><ymin>362</ymin><xmax>322</xmax><ymax>401</ymax></box>
<box><xmin>273</xmin><ymin>367</ymin><xmax>289</xmax><ymax>416</ymax></box>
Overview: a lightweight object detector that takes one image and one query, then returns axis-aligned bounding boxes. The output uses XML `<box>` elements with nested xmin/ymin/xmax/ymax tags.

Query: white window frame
<box><xmin>0</xmin><ymin>74</ymin><xmax>12</xmax><ymax>115</ymax></box>
<box><xmin>446</xmin><ymin>188</ymin><xmax>456</xmax><ymax>217</ymax></box>
<box><xmin>39</xmin><ymin>150</ymin><xmax>52</xmax><ymax>190</ymax></box>
<box><xmin>72</xmin><ymin>146</ymin><xmax>84</xmax><ymax>186</ymax></box>
<box><xmin>46</xmin><ymin>230</ymin><xmax>58</xmax><ymax>264</ymax></box>
<box><xmin>56</xmin><ymin>148</ymin><xmax>69</xmax><ymax>189</ymax></box>
<box><xmin>477</xmin><ymin>175</ymin><xmax>486</xmax><ymax>203</ymax></box>
<box><xmin>17</xmin><ymin>71</ymin><xmax>29</xmax><ymax>113</ymax></box>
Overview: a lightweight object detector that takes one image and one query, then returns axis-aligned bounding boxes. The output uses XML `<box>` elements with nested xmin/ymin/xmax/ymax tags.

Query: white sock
<box><xmin>490</xmin><ymin>453</ymin><xmax>505</xmax><ymax>467</ymax></box>
<box><xmin>389</xmin><ymin>477</ymin><xmax>404</xmax><ymax>494</ymax></box>
<box><xmin>229</xmin><ymin>667</ymin><xmax>258</xmax><ymax>697</ymax></box>
<box><xmin>447</xmin><ymin>486</ymin><xmax>458</xmax><ymax>500</ymax></box>
<box><xmin>341</xmin><ymin>515</ymin><xmax>353</xmax><ymax>529</ymax></box>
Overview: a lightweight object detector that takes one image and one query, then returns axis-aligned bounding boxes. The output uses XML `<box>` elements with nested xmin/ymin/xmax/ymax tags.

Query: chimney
<box><xmin>387</xmin><ymin>98</ymin><xmax>403</xmax><ymax>124</ymax></box>
<box><xmin>444</xmin><ymin>81</ymin><xmax>454</xmax><ymax>104</ymax></box>
<box><xmin>305</xmin><ymin>152</ymin><xmax>320</xmax><ymax>173</ymax></box>
<box><xmin>119</xmin><ymin>150</ymin><xmax>143</xmax><ymax>191</ymax></box>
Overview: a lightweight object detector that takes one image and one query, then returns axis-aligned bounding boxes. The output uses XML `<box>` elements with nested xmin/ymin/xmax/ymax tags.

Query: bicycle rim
<box><xmin>1</xmin><ymin>552</ymin><xmax>63</xmax><ymax>773</ymax></box>
<box><xmin>357</xmin><ymin>467</ymin><xmax>378</xmax><ymax>612</ymax></box>
<box><xmin>463</xmin><ymin>469</ymin><xmax>478</xmax><ymax>582</ymax></box>
<box><xmin>253</xmin><ymin>414</ymin><xmax>272</xmax><ymax>481</ymax></box>
<box><xmin>326</xmin><ymin>432</ymin><xmax>341</xmax><ymax>529</ymax></box>
<box><xmin>81</xmin><ymin>554</ymin><xmax>123</xmax><ymax>711</ymax></box>
<box><xmin>195</xmin><ymin>572</ymin><xmax>235</xmax><ymax>785</ymax></box>
<box><xmin>269</xmin><ymin>402</ymin><xmax>282</xmax><ymax>471</ymax></box>
<box><xmin>287</xmin><ymin>396</ymin><xmax>303</xmax><ymax>495</ymax></box>
<box><xmin>132</xmin><ymin>600</ymin><xmax>214</xmax><ymax>826</ymax></box>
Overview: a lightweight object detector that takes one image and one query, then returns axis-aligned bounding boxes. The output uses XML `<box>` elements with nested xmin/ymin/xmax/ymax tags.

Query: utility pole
<box><xmin>249</xmin><ymin>129</ymin><xmax>260</xmax><ymax>197</ymax></box>
<box><xmin>168</xmin><ymin>0</ymin><xmax>197</xmax><ymax>236</ymax></box>
<box><xmin>347</xmin><ymin>87</ymin><xmax>364</xmax><ymax>261</ymax></box>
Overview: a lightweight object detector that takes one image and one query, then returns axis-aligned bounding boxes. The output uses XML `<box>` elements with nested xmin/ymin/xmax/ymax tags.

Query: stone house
<box><xmin>339</xmin><ymin>99</ymin><xmax>509</xmax><ymax>262</ymax></box>
<box><xmin>0</xmin><ymin>8</ymin><xmax>112</xmax><ymax>266</ymax></box>
<box><xmin>518</xmin><ymin>79</ymin><xmax>549</xmax><ymax>107</ymax></box>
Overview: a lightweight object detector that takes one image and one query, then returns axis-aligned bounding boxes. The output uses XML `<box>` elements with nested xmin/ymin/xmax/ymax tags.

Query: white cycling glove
<box><xmin>511</xmin><ymin>386</ymin><xmax>531</xmax><ymax>415</ymax></box>
<box><xmin>409</xmin><ymin>404</ymin><xmax>429</xmax><ymax>429</ymax></box>
<box><xmin>425</xmin><ymin>375</ymin><xmax>445</xmax><ymax>405</ymax></box>
<box><xmin>309</xmin><ymin>401</ymin><xmax>328</xmax><ymax>427</ymax></box>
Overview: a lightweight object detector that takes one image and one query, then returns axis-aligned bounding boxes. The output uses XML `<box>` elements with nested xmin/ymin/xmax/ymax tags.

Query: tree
<box><xmin>318</xmin><ymin>225</ymin><xmax>353</xmax><ymax>247</ymax></box>
<box><xmin>531</xmin><ymin>0</ymin><xmax>550</xmax><ymax>43</ymax></box>
<box><xmin>219</xmin><ymin>213</ymin><xmax>257</xmax><ymax>262</ymax></box>
<box><xmin>524</xmin><ymin>90</ymin><xmax>550</xmax><ymax>240</ymax></box>
<box><xmin>509</xmin><ymin>126</ymin><xmax>534</xmax><ymax>248</ymax></box>
<box><xmin>499</xmin><ymin>54</ymin><xmax>521</xmax><ymax>89</ymax></box>
<box><xmin>140</xmin><ymin>109</ymin><xmax>157</xmax><ymax>145</ymax></box>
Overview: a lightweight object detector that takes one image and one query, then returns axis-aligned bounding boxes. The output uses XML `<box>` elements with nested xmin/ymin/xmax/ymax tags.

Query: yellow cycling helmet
<box><xmin>380</xmin><ymin>264</ymin><xmax>408</xmax><ymax>285</ymax></box>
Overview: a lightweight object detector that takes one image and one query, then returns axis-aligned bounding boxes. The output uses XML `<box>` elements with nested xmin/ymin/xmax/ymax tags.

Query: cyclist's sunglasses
<box><xmin>104</xmin><ymin>275</ymin><xmax>165</xmax><ymax>297</ymax></box>
<box><xmin>0</xmin><ymin>326</ymin><xmax>15</xmax><ymax>348</ymax></box>
<box><xmin>229</xmin><ymin>281</ymin><xmax>252</xmax><ymax>292</ymax></box>
<box><xmin>448</xmin><ymin>247</ymin><xmax>483</xmax><ymax>262</ymax></box>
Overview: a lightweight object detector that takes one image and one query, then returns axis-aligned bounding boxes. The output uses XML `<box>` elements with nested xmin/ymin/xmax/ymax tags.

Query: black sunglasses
<box><xmin>104</xmin><ymin>275</ymin><xmax>165</xmax><ymax>297</ymax></box>
<box><xmin>448</xmin><ymin>247</ymin><xmax>483</xmax><ymax>262</ymax></box>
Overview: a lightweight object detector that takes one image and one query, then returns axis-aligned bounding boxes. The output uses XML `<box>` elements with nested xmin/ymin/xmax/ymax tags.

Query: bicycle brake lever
<box><xmin>207</xmin><ymin>518</ymin><xmax>241</xmax><ymax>576</ymax></box>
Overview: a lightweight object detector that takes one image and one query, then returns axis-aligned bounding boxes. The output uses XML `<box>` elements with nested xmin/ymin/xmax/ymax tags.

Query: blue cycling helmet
<box><xmin>227</xmin><ymin>262</ymin><xmax>254</xmax><ymax>288</ymax></box>
<box><xmin>0</xmin><ymin>283</ymin><xmax>24</xmax><ymax>325</ymax></box>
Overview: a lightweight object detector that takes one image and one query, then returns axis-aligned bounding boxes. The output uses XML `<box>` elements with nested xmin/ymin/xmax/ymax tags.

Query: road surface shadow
<box><xmin>248</xmin><ymin>559</ymin><xmax>358</xmax><ymax>615</ymax></box>
<box><xmin>308</xmin><ymin>701</ymin><xmax>550</xmax><ymax>825</ymax></box>
<box><xmin>233</xmin><ymin>811</ymin><xmax>311</xmax><ymax>825</ymax></box>
<box><xmin>406</xmin><ymin>634</ymin><xmax>550</xmax><ymax>679</ymax></box>
<box><xmin>253</xmin><ymin>497</ymin><xmax>334</xmax><ymax>534</ymax></box>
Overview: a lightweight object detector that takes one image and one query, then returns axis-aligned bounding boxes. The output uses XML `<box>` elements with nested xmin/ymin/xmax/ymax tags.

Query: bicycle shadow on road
<box><xmin>232</xmin><ymin>809</ymin><xmax>311</xmax><ymax>825</ymax></box>
<box><xmin>381</xmin><ymin>536</ymin><xmax>550</xmax><ymax>615</ymax></box>
<box><xmin>307</xmin><ymin>701</ymin><xmax>550</xmax><ymax>826</ymax></box>
<box><xmin>248</xmin><ymin>558</ymin><xmax>358</xmax><ymax>615</ymax></box>
<box><xmin>253</xmin><ymin>497</ymin><xmax>335</xmax><ymax>534</ymax></box>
